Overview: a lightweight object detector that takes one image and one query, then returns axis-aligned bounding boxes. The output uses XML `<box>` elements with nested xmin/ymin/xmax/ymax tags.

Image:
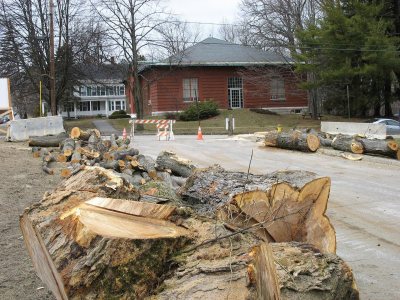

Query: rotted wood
<box><xmin>264</xmin><ymin>131</ymin><xmax>320</xmax><ymax>152</ymax></box>
<box><xmin>156</xmin><ymin>151</ymin><xmax>197</xmax><ymax>177</ymax></box>
<box><xmin>78</xmin><ymin>147</ymin><xmax>101</xmax><ymax>160</ymax></box>
<box><xmin>180</xmin><ymin>166</ymin><xmax>336</xmax><ymax>254</ymax></box>
<box><xmin>357</xmin><ymin>137</ymin><xmax>399</xmax><ymax>159</ymax></box>
<box><xmin>331</xmin><ymin>134</ymin><xmax>364</xmax><ymax>154</ymax></box>
<box><xmin>28</xmin><ymin>132</ymin><xmax>69</xmax><ymax>147</ymax></box>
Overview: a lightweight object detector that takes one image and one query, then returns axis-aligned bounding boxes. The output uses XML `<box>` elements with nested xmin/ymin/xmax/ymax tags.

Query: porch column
<box><xmin>105</xmin><ymin>99</ymin><xmax>109</xmax><ymax>117</ymax></box>
<box><xmin>74</xmin><ymin>101</ymin><xmax>77</xmax><ymax>119</ymax></box>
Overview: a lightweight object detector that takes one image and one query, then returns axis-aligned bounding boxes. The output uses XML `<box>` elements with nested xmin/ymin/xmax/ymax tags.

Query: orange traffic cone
<box><xmin>197</xmin><ymin>126</ymin><xmax>203</xmax><ymax>140</ymax></box>
<box><xmin>122</xmin><ymin>127</ymin><xmax>127</xmax><ymax>140</ymax></box>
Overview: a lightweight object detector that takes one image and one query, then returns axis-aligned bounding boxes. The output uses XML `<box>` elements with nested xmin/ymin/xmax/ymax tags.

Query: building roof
<box><xmin>140</xmin><ymin>37</ymin><xmax>291</xmax><ymax>71</ymax></box>
<box><xmin>77</xmin><ymin>64</ymin><xmax>128</xmax><ymax>82</ymax></box>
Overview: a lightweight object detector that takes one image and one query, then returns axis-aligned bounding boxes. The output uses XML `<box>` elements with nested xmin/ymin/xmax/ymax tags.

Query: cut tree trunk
<box><xmin>137</xmin><ymin>155</ymin><xmax>157</xmax><ymax>179</ymax></box>
<box><xmin>331</xmin><ymin>134</ymin><xmax>364</xmax><ymax>154</ymax></box>
<box><xmin>180</xmin><ymin>166</ymin><xmax>336</xmax><ymax>254</ymax></box>
<box><xmin>156</xmin><ymin>151</ymin><xmax>196</xmax><ymax>177</ymax></box>
<box><xmin>60</xmin><ymin>138</ymin><xmax>75</xmax><ymax>158</ymax></box>
<box><xmin>29</xmin><ymin>132</ymin><xmax>68</xmax><ymax>147</ymax></box>
<box><xmin>264</xmin><ymin>131</ymin><xmax>320</xmax><ymax>152</ymax></box>
<box><xmin>20</xmin><ymin>167</ymin><xmax>190</xmax><ymax>300</ymax></box>
<box><xmin>152</xmin><ymin>217</ymin><xmax>358</xmax><ymax>300</ymax></box>
<box><xmin>357</xmin><ymin>138</ymin><xmax>399</xmax><ymax>159</ymax></box>
<box><xmin>70</xmin><ymin>127</ymin><xmax>100</xmax><ymax>141</ymax></box>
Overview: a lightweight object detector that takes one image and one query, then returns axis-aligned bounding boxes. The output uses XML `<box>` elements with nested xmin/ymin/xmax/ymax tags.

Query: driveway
<box><xmin>132</xmin><ymin>135</ymin><xmax>400</xmax><ymax>300</ymax></box>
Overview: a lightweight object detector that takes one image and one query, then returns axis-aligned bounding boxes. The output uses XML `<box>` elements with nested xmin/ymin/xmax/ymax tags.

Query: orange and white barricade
<box><xmin>129</xmin><ymin>119</ymin><xmax>175</xmax><ymax>141</ymax></box>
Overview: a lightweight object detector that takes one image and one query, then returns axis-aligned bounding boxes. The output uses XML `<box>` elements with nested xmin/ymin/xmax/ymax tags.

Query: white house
<box><xmin>61</xmin><ymin>64</ymin><xmax>128</xmax><ymax>118</ymax></box>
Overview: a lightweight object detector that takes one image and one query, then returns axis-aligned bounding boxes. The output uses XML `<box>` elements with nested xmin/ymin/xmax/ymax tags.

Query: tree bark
<box><xmin>357</xmin><ymin>137</ymin><xmax>399</xmax><ymax>159</ymax></box>
<box><xmin>60</xmin><ymin>138</ymin><xmax>75</xmax><ymax>158</ymax></box>
<box><xmin>332</xmin><ymin>134</ymin><xmax>364</xmax><ymax>154</ymax></box>
<box><xmin>156</xmin><ymin>151</ymin><xmax>196</xmax><ymax>177</ymax></box>
<box><xmin>29</xmin><ymin>132</ymin><xmax>69</xmax><ymax>147</ymax></box>
<box><xmin>264</xmin><ymin>131</ymin><xmax>320</xmax><ymax>152</ymax></box>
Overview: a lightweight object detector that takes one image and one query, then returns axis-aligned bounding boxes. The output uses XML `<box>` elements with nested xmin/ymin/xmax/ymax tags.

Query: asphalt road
<box><xmin>133</xmin><ymin>134</ymin><xmax>400</xmax><ymax>300</ymax></box>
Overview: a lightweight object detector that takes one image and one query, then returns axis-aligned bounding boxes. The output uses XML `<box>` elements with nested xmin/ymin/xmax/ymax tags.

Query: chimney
<box><xmin>110</xmin><ymin>56</ymin><xmax>115</xmax><ymax>64</ymax></box>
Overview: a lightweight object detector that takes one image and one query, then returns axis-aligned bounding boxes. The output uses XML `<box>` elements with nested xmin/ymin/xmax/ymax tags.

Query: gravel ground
<box><xmin>0</xmin><ymin>141</ymin><xmax>60</xmax><ymax>299</ymax></box>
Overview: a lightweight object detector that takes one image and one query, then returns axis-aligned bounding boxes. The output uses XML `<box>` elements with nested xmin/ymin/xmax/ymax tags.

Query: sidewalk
<box><xmin>92</xmin><ymin>119</ymin><xmax>120</xmax><ymax>135</ymax></box>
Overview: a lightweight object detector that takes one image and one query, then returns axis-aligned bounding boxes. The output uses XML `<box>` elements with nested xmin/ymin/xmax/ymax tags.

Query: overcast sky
<box><xmin>167</xmin><ymin>0</ymin><xmax>242</xmax><ymax>37</ymax></box>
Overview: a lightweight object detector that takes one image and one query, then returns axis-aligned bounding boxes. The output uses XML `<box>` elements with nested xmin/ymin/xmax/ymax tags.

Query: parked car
<box><xmin>372</xmin><ymin>118</ymin><xmax>400</xmax><ymax>135</ymax></box>
<box><xmin>0</xmin><ymin>115</ymin><xmax>10</xmax><ymax>124</ymax></box>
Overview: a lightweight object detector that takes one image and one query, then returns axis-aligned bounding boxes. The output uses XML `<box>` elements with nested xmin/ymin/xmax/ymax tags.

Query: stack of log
<box><xmin>20</xmin><ymin>157</ymin><xmax>359</xmax><ymax>298</ymax></box>
<box><xmin>263</xmin><ymin>129</ymin><xmax>399</xmax><ymax>160</ymax></box>
<box><xmin>29</xmin><ymin>128</ymin><xmax>196</xmax><ymax>186</ymax></box>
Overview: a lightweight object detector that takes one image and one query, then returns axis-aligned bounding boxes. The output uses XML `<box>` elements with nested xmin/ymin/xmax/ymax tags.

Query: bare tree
<box><xmin>0</xmin><ymin>0</ymin><xmax>104</xmax><ymax>115</ymax></box>
<box><xmin>240</xmin><ymin>0</ymin><xmax>322</xmax><ymax>55</ymax></box>
<box><xmin>91</xmin><ymin>0</ymin><xmax>170</xmax><ymax>119</ymax></box>
<box><xmin>156</xmin><ymin>19</ymin><xmax>201</xmax><ymax>59</ymax></box>
<box><xmin>218</xmin><ymin>21</ymin><xmax>258</xmax><ymax>46</ymax></box>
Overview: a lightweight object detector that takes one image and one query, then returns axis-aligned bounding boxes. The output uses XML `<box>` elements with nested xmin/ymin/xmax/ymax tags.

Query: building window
<box><xmin>270</xmin><ymin>78</ymin><xmax>285</xmax><ymax>101</ymax></box>
<box><xmin>79</xmin><ymin>102</ymin><xmax>90</xmax><ymax>111</ymax></box>
<box><xmin>228</xmin><ymin>77</ymin><xmax>242</xmax><ymax>89</ymax></box>
<box><xmin>115</xmin><ymin>101</ymin><xmax>122</xmax><ymax>110</ymax></box>
<box><xmin>109</xmin><ymin>101</ymin><xmax>115</xmax><ymax>111</ymax></box>
<box><xmin>80</xmin><ymin>86</ymin><xmax>87</xmax><ymax>96</ymax></box>
<box><xmin>120</xmin><ymin>85</ymin><xmax>125</xmax><ymax>95</ymax></box>
<box><xmin>92</xmin><ymin>101</ymin><xmax>101</xmax><ymax>111</ymax></box>
<box><xmin>183</xmin><ymin>78</ymin><xmax>198</xmax><ymax>102</ymax></box>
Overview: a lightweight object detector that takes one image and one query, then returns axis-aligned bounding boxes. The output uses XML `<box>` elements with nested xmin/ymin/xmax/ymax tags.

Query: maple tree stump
<box><xmin>20</xmin><ymin>167</ymin><xmax>190</xmax><ymax>299</ymax></box>
<box><xmin>180</xmin><ymin>166</ymin><xmax>336</xmax><ymax>254</ymax></box>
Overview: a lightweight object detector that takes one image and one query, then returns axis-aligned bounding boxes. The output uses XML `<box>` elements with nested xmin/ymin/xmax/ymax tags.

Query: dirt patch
<box><xmin>0</xmin><ymin>140</ymin><xmax>60</xmax><ymax>299</ymax></box>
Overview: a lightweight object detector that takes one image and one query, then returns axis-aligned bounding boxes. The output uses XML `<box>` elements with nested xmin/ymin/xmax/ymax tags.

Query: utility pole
<box><xmin>49</xmin><ymin>0</ymin><xmax>56</xmax><ymax>115</ymax></box>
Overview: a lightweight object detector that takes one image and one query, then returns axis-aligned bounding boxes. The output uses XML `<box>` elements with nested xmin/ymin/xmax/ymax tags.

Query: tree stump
<box><xmin>20</xmin><ymin>167</ymin><xmax>190</xmax><ymax>299</ymax></box>
<box><xmin>180</xmin><ymin>166</ymin><xmax>336</xmax><ymax>254</ymax></box>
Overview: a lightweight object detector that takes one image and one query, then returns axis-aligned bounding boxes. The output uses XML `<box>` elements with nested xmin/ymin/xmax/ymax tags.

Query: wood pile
<box><xmin>29</xmin><ymin>128</ymin><xmax>196</xmax><ymax>185</ymax></box>
<box><xmin>21</xmin><ymin>141</ymin><xmax>359</xmax><ymax>299</ymax></box>
<box><xmin>263</xmin><ymin>129</ymin><xmax>399</xmax><ymax>160</ymax></box>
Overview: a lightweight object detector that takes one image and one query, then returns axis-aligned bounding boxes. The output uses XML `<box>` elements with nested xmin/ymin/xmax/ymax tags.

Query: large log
<box><xmin>29</xmin><ymin>132</ymin><xmax>69</xmax><ymax>147</ymax></box>
<box><xmin>180</xmin><ymin>166</ymin><xmax>336</xmax><ymax>254</ymax></box>
<box><xmin>357</xmin><ymin>137</ymin><xmax>399</xmax><ymax>159</ymax></box>
<box><xmin>156</xmin><ymin>151</ymin><xmax>197</xmax><ymax>177</ymax></box>
<box><xmin>20</xmin><ymin>167</ymin><xmax>190</xmax><ymax>299</ymax></box>
<box><xmin>265</xmin><ymin>131</ymin><xmax>320</xmax><ymax>152</ymax></box>
<box><xmin>60</xmin><ymin>138</ymin><xmax>75</xmax><ymax>158</ymax></box>
<box><xmin>331</xmin><ymin>134</ymin><xmax>364</xmax><ymax>154</ymax></box>
<box><xmin>137</xmin><ymin>155</ymin><xmax>157</xmax><ymax>179</ymax></box>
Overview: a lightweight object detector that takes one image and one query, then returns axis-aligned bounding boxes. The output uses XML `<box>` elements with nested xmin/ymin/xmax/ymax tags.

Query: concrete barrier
<box><xmin>7</xmin><ymin>116</ymin><xmax>65</xmax><ymax>141</ymax></box>
<box><xmin>321</xmin><ymin>122</ymin><xmax>386</xmax><ymax>139</ymax></box>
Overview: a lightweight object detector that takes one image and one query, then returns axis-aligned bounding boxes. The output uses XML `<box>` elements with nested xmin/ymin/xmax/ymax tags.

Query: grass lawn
<box><xmin>109</xmin><ymin>109</ymin><xmax>367</xmax><ymax>135</ymax></box>
<box><xmin>64</xmin><ymin>110</ymin><xmax>367</xmax><ymax>135</ymax></box>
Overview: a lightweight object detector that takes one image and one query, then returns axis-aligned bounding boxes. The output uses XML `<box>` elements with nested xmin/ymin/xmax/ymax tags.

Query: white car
<box><xmin>373</xmin><ymin>118</ymin><xmax>400</xmax><ymax>135</ymax></box>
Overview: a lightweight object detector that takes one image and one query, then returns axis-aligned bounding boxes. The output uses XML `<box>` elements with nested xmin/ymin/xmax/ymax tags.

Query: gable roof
<box><xmin>140</xmin><ymin>37</ymin><xmax>291</xmax><ymax>71</ymax></box>
<box><xmin>77</xmin><ymin>64</ymin><xmax>128</xmax><ymax>82</ymax></box>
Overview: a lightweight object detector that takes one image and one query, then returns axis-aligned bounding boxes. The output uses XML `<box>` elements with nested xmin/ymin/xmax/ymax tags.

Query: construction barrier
<box><xmin>7</xmin><ymin>116</ymin><xmax>65</xmax><ymax>141</ymax></box>
<box><xmin>129</xmin><ymin>119</ymin><xmax>176</xmax><ymax>141</ymax></box>
<box><xmin>321</xmin><ymin>121</ymin><xmax>386</xmax><ymax>139</ymax></box>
